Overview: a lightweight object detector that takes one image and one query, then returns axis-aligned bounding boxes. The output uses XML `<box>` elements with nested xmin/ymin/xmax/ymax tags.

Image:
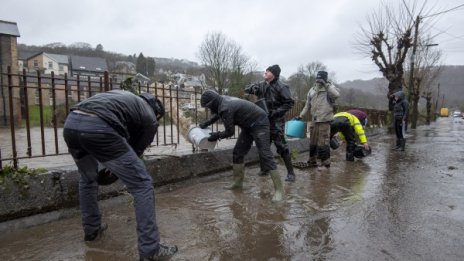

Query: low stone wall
<box><xmin>0</xmin><ymin>138</ymin><xmax>310</xmax><ymax>222</ymax></box>
<box><xmin>0</xmin><ymin>127</ymin><xmax>384</xmax><ymax>223</ymax></box>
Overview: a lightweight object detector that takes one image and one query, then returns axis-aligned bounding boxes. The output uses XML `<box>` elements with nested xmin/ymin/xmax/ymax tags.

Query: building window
<box><xmin>48</xmin><ymin>61</ymin><xmax>53</xmax><ymax>69</ymax></box>
<box><xmin>33</xmin><ymin>60</ymin><xmax>39</xmax><ymax>67</ymax></box>
<box><xmin>59</xmin><ymin>65</ymin><xmax>64</xmax><ymax>71</ymax></box>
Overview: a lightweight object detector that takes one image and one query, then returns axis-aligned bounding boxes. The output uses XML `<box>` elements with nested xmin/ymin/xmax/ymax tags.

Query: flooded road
<box><xmin>1</xmin><ymin>117</ymin><xmax>463</xmax><ymax>260</ymax></box>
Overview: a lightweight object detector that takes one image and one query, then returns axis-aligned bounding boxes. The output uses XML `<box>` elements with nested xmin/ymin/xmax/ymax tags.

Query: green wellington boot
<box><xmin>224</xmin><ymin>164</ymin><xmax>245</xmax><ymax>190</ymax></box>
<box><xmin>269</xmin><ymin>170</ymin><xmax>284</xmax><ymax>202</ymax></box>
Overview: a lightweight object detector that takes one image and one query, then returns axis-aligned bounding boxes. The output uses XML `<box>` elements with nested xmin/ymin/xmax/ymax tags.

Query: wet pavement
<box><xmin>1</xmin><ymin>117</ymin><xmax>463</xmax><ymax>260</ymax></box>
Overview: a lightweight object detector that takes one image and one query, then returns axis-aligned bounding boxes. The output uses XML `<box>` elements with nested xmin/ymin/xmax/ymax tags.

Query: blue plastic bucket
<box><xmin>285</xmin><ymin>120</ymin><xmax>307</xmax><ymax>138</ymax></box>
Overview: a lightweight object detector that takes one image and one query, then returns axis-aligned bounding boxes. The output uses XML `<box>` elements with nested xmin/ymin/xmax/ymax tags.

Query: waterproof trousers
<box><xmin>63</xmin><ymin>112</ymin><xmax>160</xmax><ymax>258</ymax></box>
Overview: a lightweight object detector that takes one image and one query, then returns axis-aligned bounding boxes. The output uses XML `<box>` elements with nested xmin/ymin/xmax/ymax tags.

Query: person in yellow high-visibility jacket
<box><xmin>330</xmin><ymin>112</ymin><xmax>369</xmax><ymax>161</ymax></box>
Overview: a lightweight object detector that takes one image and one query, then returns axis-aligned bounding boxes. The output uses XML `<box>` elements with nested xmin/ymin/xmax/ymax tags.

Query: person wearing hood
<box><xmin>330</xmin><ymin>111</ymin><xmax>370</xmax><ymax>161</ymax></box>
<box><xmin>390</xmin><ymin>90</ymin><xmax>409</xmax><ymax>151</ymax></box>
<box><xmin>297</xmin><ymin>71</ymin><xmax>340</xmax><ymax>168</ymax></box>
<box><xmin>347</xmin><ymin>109</ymin><xmax>368</xmax><ymax>128</ymax></box>
<box><xmin>198</xmin><ymin>90</ymin><xmax>284</xmax><ymax>202</ymax></box>
<box><xmin>244</xmin><ymin>65</ymin><xmax>296</xmax><ymax>182</ymax></box>
<box><xmin>62</xmin><ymin>90</ymin><xmax>178</xmax><ymax>261</ymax></box>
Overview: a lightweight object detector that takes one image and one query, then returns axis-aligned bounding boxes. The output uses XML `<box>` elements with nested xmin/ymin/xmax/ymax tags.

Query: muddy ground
<box><xmin>0</xmin><ymin>117</ymin><xmax>463</xmax><ymax>261</ymax></box>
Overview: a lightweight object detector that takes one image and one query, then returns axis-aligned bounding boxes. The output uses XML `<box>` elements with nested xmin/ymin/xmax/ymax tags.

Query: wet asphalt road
<box><xmin>0</xmin><ymin>117</ymin><xmax>463</xmax><ymax>261</ymax></box>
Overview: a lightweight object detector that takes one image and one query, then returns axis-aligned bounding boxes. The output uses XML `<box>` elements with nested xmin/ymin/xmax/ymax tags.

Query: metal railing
<box><xmin>0</xmin><ymin>66</ymin><xmax>390</xmax><ymax>169</ymax></box>
<box><xmin>0</xmin><ymin>67</ymin><xmax>208</xmax><ymax>169</ymax></box>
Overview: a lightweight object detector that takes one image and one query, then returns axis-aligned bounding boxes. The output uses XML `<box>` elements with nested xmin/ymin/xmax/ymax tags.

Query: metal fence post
<box><xmin>23</xmin><ymin>69</ymin><xmax>32</xmax><ymax>157</ymax></box>
<box><xmin>7</xmin><ymin>66</ymin><xmax>18</xmax><ymax>168</ymax></box>
<box><xmin>104</xmin><ymin>71</ymin><xmax>109</xmax><ymax>92</ymax></box>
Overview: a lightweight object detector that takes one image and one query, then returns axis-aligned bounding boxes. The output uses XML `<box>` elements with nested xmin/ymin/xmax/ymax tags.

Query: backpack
<box><xmin>327</xmin><ymin>93</ymin><xmax>338</xmax><ymax>112</ymax></box>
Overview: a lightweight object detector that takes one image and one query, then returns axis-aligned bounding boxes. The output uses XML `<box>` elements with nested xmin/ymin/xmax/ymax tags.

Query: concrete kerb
<box><xmin>0</xmin><ymin>127</ymin><xmax>385</xmax><ymax>227</ymax></box>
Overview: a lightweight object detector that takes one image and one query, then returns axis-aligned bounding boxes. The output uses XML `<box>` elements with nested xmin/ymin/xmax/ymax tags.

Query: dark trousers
<box><xmin>233</xmin><ymin>121</ymin><xmax>277</xmax><ymax>172</ymax></box>
<box><xmin>259</xmin><ymin>119</ymin><xmax>291</xmax><ymax>171</ymax></box>
<box><xmin>63</xmin><ymin>112</ymin><xmax>160</xmax><ymax>258</ymax></box>
<box><xmin>330</xmin><ymin>116</ymin><xmax>356</xmax><ymax>157</ymax></box>
<box><xmin>394</xmin><ymin>118</ymin><xmax>405</xmax><ymax>140</ymax></box>
<box><xmin>270</xmin><ymin>119</ymin><xmax>290</xmax><ymax>156</ymax></box>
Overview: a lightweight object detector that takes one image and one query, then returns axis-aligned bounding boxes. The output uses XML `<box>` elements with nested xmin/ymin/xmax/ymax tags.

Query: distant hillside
<box><xmin>17</xmin><ymin>43</ymin><xmax>200</xmax><ymax>74</ymax></box>
<box><xmin>339</xmin><ymin>65</ymin><xmax>464</xmax><ymax>109</ymax></box>
<box><xmin>340</xmin><ymin>77</ymin><xmax>389</xmax><ymax>94</ymax></box>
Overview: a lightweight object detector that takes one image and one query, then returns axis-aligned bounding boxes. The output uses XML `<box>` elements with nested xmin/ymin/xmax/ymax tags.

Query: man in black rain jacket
<box><xmin>244</xmin><ymin>64</ymin><xmax>296</xmax><ymax>182</ymax></box>
<box><xmin>199</xmin><ymin>90</ymin><xmax>284</xmax><ymax>202</ymax></box>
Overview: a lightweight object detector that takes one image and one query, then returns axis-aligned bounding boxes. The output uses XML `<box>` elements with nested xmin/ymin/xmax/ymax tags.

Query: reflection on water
<box><xmin>1</xmin><ymin>117</ymin><xmax>464</xmax><ymax>260</ymax></box>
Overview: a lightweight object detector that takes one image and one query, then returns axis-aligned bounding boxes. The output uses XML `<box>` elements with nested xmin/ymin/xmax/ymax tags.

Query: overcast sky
<box><xmin>2</xmin><ymin>0</ymin><xmax>463</xmax><ymax>82</ymax></box>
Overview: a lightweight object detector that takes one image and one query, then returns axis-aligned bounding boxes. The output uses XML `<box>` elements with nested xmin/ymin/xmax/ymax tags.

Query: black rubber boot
<box><xmin>400</xmin><ymin>139</ymin><xmax>406</xmax><ymax>151</ymax></box>
<box><xmin>346</xmin><ymin>152</ymin><xmax>355</xmax><ymax>161</ymax></box>
<box><xmin>282</xmin><ymin>153</ymin><xmax>295</xmax><ymax>182</ymax></box>
<box><xmin>392</xmin><ymin>139</ymin><xmax>401</xmax><ymax>150</ymax></box>
<box><xmin>307</xmin><ymin>145</ymin><xmax>318</xmax><ymax>167</ymax></box>
<box><xmin>346</xmin><ymin>143</ymin><xmax>355</xmax><ymax>161</ymax></box>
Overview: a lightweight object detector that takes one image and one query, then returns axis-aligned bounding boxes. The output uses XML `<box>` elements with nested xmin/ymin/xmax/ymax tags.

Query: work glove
<box><xmin>199</xmin><ymin>122</ymin><xmax>209</xmax><ymax>129</ymax></box>
<box><xmin>208</xmin><ymin>132</ymin><xmax>221</xmax><ymax>142</ymax></box>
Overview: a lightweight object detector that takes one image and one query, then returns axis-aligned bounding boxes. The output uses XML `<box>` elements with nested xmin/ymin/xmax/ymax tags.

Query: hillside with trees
<box><xmin>338</xmin><ymin>65</ymin><xmax>464</xmax><ymax>110</ymax></box>
<box><xmin>17</xmin><ymin>42</ymin><xmax>201</xmax><ymax>78</ymax></box>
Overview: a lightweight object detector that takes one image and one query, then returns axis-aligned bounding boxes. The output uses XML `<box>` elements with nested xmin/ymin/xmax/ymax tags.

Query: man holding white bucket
<box><xmin>244</xmin><ymin>65</ymin><xmax>296</xmax><ymax>182</ymax></box>
<box><xmin>198</xmin><ymin>90</ymin><xmax>284</xmax><ymax>202</ymax></box>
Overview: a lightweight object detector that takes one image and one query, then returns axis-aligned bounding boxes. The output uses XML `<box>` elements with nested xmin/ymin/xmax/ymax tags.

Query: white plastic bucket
<box><xmin>187</xmin><ymin>126</ymin><xmax>217</xmax><ymax>150</ymax></box>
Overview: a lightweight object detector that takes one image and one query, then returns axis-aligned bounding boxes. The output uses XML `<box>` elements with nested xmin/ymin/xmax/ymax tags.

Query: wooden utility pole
<box><xmin>408</xmin><ymin>15</ymin><xmax>420</xmax><ymax>129</ymax></box>
<box><xmin>435</xmin><ymin>83</ymin><xmax>440</xmax><ymax>113</ymax></box>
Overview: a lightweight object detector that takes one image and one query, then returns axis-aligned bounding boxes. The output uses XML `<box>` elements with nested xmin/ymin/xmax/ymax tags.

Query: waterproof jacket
<box><xmin>202</xmin><ymin>95</ymin><xmax>268</xmax><ymax>139</ymax></box>
<box><xmin>299</xmin><ymin>82</ymin><xmax>340</xmax><ymax>122</ymax></box>
<box><xmin>392</xmin><ymin>91</ymin><xmax>409</xmax><ymax>120</ymax></box>
<box><xmin>334</xmin><ymin>112</ymin><xmax>367</xmax><ymax>144</ymax></box>
<box><xmin>244</xmin><ymin>80</ymin><xmax>295</xmax><ymax>121</ymax></box>
<box><xmin>71</xmin><ymin>90</ymin><xmax>158</xmax><ymax>156</ymax></box>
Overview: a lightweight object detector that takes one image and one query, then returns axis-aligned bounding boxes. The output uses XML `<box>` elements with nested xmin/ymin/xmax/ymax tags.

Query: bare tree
<box><xmin>288</xmin><ymin>61</ymin><xmax>327</xmax><ymax>101</ymax></box>
<box><xmin>287</xmin><ymin>67</ymin><xmax>308</xmax><ymax>101</ymax></box>
<box><xmin>304</xmin><ymin>61</ymin><xmax>327</xmax><ymax>87</ymax></box>
<box><xmin>405</xmin><ymin>36</ymin><xmax>442</xmax><ymax>126</ymax></box>
<box><xmin>197</xmin><ymin>32</ymin><xmax>253</xmax><ymax>95</ymax></box>
<box><xmin>355</xmin><ymin>1</ymin><xmax>417</xmax><ymax>104</ymax></box>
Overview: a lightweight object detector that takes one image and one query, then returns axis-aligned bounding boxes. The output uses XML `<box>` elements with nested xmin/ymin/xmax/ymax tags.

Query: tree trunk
<box><xmin>411</xmin><ymin>94</ymin><xmax>420</xmax><ymax>129</ymax></box>
<box><xmin>426</xmin><ymin>96</ymin><xmax>432</xmax><ymax>125</ymax></box>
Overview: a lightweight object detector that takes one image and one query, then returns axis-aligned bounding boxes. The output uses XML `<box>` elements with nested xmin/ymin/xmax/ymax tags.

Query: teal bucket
<box><xmin>285</xmin><ymin>120</ymin><xmax>307</xmax><ymax>138</ymax></box>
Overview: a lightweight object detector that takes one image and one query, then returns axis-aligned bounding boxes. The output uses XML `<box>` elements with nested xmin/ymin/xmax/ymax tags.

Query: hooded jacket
<box><xmin>333</xmin><ymin>112</ymin><xmax>367</xmax><ymax>144</ymax></box>
<box><xmin>392</xmin><ymin>91</ymin><xmax>409</xmax><ymax>120</ymax></box>
<box><xmin>202</xmin><ymin>93</ymin><xmax>268</xmax><ymax>139</ymax></box>
<box><xmin>244</xmin><ymin>79</ymin><xmax>294</xmax><ymax>121</ymax></box>
<box><xmin>71</xmin><ymin>90</ymin><xmax>158</xmax><ymax>156</ymax></box>
<box><xmin>299</xmin><ymin>82</ymin><xmax>340</xmax><ymax>122</ymax></box>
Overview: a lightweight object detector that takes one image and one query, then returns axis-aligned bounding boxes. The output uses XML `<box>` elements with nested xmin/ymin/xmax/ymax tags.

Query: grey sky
<box><xmin>2</xmin><ymin>0</ymin><xmax>463</xmax><ymax>82</ymax></box>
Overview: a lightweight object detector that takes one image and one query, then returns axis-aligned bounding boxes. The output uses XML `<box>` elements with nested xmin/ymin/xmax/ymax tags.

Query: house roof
<box><xmin>18</xmin><ymin>51</ymin><xmax>38</xmax><ymax>61</ymax></box>
<box><xmin>134</xmin><ymin>73</ymin><xmax>150</xmax><ymax>81</ymax></box>
<box><xmin>0</xmin><ymin>20</ymin><xmax>20</xmax><ymax>37</ymax></box>
<box><xmin>71</xmin><ymin>55</ymin><xmax>108</xmax><ymax>72</ymax></box>
<box><xmin>46</xmin><ymin>53</ymin><xmax>69</xmax><ymax>64</ymax></box>
<box><xmin>27</xmin><ymin>52</ymin><xmax>69</xmax><ymax>64</ymax></box>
